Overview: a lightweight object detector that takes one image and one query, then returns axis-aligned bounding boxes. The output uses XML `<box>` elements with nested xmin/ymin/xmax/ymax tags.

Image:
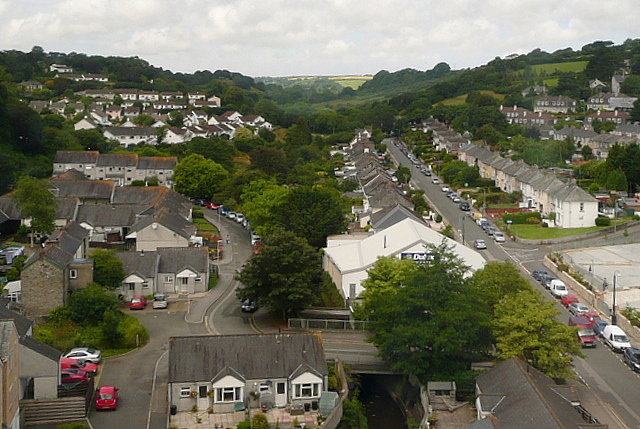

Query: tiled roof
<box><xmin>116</xmin><ymin>251</ymin><xmax>160</xmax><ymax>279</ymax></box>
<box><xmin>54</xmin><ymin>151</ymin><xmax>100</xmax><ymax>164</ymax></box>
<box><xmin>157</xmin><ymin>247</ymin><xmax>208</xmax><ymax>273</ymax></box>
<box><xmin>168</xmin><ymin>333</ymin><xmax>327</xmax><ymax>383</ymax></box>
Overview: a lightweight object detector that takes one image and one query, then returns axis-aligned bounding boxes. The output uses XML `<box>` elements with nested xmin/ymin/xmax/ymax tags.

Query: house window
<box><xmin>277</xmin><ymin>382</ymin><xmax>285</xmax><ymax>395</ymax></box>
<box><xmin>142</xmin><ymin>282</ymin><xmax>149</xmax><ymax>289</ymax></box>
<box><xmin>181</xmin><ymin>278</ymin><xmax>188</xmax><ymax>285</ymax></box>
<box><xmin>195</xmin><ymin>277</ymin><xmax>202</xmax><ymax>283</ymax></box>
<box><xmin>215</xmin><ymin>387</ymin><xmax>241</xmax><ymax>403</ymax></box>
<box><xmin>165</xmin><ymin>275</ymin><xmax>172</xmax><ymax>283</ymax></box>
<box><xmin>180</xmin><ymin>387</ymin><xmax>192</xmax><ymax>398</ymax></box>
<box><xmin>293</xmin><ymin>383</ymin><xmax>320</xmax><ymax>398</ymax></box>
<box><xmin>69</xmin><ymin>269</ymin><xmax>78</xmax><ymax>279</ymax></box>
<box><xmin>128</xmin><ymin>283</ymin><xmax>135</xmax><ymax>291</ymax></box>
<box><xmin>580</xmin><ymin>203</ymin><xmax>584</xmax><ymax>212</ymax></box>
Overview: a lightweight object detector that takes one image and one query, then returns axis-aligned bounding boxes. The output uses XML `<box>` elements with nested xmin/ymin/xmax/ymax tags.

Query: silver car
<box><xmin>152</xmin><ymin>293</ymin><xmax>168</xmax><ymax>309</ymax></box>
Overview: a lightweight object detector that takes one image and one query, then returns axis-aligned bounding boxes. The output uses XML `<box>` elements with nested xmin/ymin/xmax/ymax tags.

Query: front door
<box><xmin>197</xmin><ymin>385</ymin><xmax>209</xmax><ymax>410</ymax></box>
<box><xmin>275</xmin><ymin>382</ymin><xmax>287</xmax><ymax>407</ymax></box>
<box><xmin>180</xmin><ymin>277</ymin><xmax>188</xmax><ymax>293</ymax></box>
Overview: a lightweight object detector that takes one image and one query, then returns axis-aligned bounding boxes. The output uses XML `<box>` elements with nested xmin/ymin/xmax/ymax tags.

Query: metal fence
<box><xmin>288</xmin><ymin>318</ymin><xmax>370</xmax><ymax>331</ymax></box>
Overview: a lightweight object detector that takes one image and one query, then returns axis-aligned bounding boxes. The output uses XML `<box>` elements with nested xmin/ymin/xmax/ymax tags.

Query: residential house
<box><xmin>323</xmin><ymin>217</ymin><xmax>485</xmax><ymax>300</ymax></box>
<box><xmin>73</xmin><ymin>116</ymin><xmax>100</xmax><ymax>131</ymax></box>
<box><xmin>127</xmin><ymin>207</ymin><xmax>196</xmax><ymax>252</ymax></box>
<box><xmin>168</xmin><ymin>333</ymin><xmax>328</xmax><ymax>413</ymax></box>
<box><xmin>156</xmin><ymin>247</ymin><xmax>209</xmax><ymax>295</ymax></box>
<box><xmin>160</xmin><ymin>92</ymin><xmax>184</xmax><ymax>100</ymax></box>
<box><xmin>585</xmin><ymin>110</ymin><xmax>631</xmax><ymax>125</ymax></box>
<box><xmin>103</xmin><ymin>126</ymin><xmax>158</xmax><ymax>148</ymax></box>
<box><xmin>135</xmin><ymin>156</ymin><xmax>177</xmax><ymax>187</ymax></box>
<box><xmin>20</xmin><ymin>222</ymin><xmax>92</xmax><ymax>320</ymax></box>
<box><xmin>49</xmin><ymin>64</ymin><xmax>72</xmax><ymax>73</ymax></box>
<box><xmin>116</xmin><ymin>89</ymin><xmax>139</xmax><ymax>101</ymax></box>
<box><xmin>117</xmin><ymin>250</ymin><xmax>160</xmax><ymax>299</ymax></box>
<box><xmin>19</xmin><ymin>81</ymin><xmax>44</xmax><ymax>91</ymax></box>
<box><xmin>587</xmin><ymin>92</ymin><xmax>638</xmax><ymax>111</ymax></box>
<box><xmin>468</xmin><ymin>357</ymin><xmax>606</xmax><ymax>429</ymax></box>
<box><xmin>533</xmin><ymin>95</ymin><xmax>577</xmax><ymax>113</ymax></box>
<box><xmin>589</xmin><ymin>79</ymin><xmax>607</xmax><ymax>92</ymax></box>
<box><xmin>0</xmin><ymin>321</ymin><xmax>20</xmax><ymax>429</ymax></box>
<box><xmin>187</xmin><ymin>92</ymin><xmax>206</xmax><ymax>104</ymax></box>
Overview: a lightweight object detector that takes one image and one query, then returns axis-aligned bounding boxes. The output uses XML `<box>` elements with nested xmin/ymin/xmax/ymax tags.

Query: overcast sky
<box><xmin>1</xmin><ymin>0</ymin><xmax>639</xmax><ymax>78</ymax></box>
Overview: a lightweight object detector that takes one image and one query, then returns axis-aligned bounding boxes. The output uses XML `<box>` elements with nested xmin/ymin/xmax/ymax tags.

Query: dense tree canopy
<box><xmin>236</xmin><ymin>228</ymin><xmax>324</xmax><ymax>317</ymax></box>
<box><xmin>12</xmin><ymin>176</ymin><xmax>58</xmax><ymax>243</ymax></box>
<box><xmin>172</xmin><ymin>153</ymin><xmax>229</xmax><ymax>199</ymax></box>
<box><xmin>91</xmin><ymin>249</ymin><xmax>126</xmax><ymax>290</ymax></box>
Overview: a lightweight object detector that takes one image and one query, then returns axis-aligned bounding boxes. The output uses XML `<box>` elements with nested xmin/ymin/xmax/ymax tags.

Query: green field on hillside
<box><xmin>439</xmin><ymin>90</ymin><xmax>506</xmax><ymax>106</ymax></box>
<box><xmin>531</xmin><ymin>61</ymin><xmax>588</xmax><ymax>74</ymax></box>
<box><xmin>328</xmin><ymin>75</ymin><xmax>373</xmax><ymax>89</ymax></box>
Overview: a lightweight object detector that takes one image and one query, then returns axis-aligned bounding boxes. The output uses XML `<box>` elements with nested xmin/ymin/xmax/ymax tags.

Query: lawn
<box><xmin>193</xmin><ymin>217</ymin><xmax>219</xmax><ymax>235</ymax></box>
<box><xmin>508</xmin><ymin>219</ymin><xmax>629</xmax><ymax>239</ymax></box>
<box><xmin>439</xmin><ymin>90</ymin><xmax>506</xmax><ymax>106</ymax></box>
<box><xmin>531</xmin><ymin>61</ymin><xmax>588</xmax><ymax>75</ymax></box>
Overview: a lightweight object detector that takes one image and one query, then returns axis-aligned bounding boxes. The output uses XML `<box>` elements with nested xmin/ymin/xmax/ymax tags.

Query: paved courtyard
<box><xmin>170</xmin><ymin>407</ymin><xmax>321</xmax><ymax>429</ymax></box>
<box><xmin>563</xmin><ymin>243</ymin><xmax>640</xmax><ymax>309</ymax></box>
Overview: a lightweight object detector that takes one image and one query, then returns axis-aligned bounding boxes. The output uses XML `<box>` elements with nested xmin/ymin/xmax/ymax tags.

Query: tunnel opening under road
<box><xmin>359</xmin><ymin>374</ymin><xmax>413</xmax><ymax>429</ymax></box>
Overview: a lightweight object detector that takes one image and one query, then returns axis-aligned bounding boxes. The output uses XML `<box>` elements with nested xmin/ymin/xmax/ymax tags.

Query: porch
<box><xmin>170</xmin><ymin>406</ymin><xmax>321</xmax><ymax>429</ymax></box>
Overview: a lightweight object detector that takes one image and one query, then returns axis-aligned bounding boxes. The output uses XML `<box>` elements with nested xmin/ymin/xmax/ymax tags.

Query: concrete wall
<box><xmin>19</xmin><ymin>346</ymin><xmax>59</xmax><ymax>399</ymax></box>
<box><xmin>21</xmin><ymin>259</ymin><xmax>66</xmax><ymax>320</ymax></box>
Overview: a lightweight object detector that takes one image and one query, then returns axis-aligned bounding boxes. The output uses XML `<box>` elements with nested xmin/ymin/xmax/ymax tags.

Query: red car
<box><xmin>60</xmin><ymin>357</ymin><xmax>98</xmax><ymax>375</ymax></box>
<box><xmin>206</xmin><ymin>202</ymin><xmax>220</xmax><ymax>210</ymax></box>
<box><xmin>129</xmin><ymin>295</ymin><xmax>147</xmax><ymax>310</ymax></box>
<box><xmin>61</xmin><ymin>369</ymin><xmax>89</xmax><ymax>384</ymax></box>
<box><xmin>583</xmin><ymin>311</ymin><xmax>602</xmax><ymax>324</ymax></box>
<box><xmin>95</xmin><ymin>385</ymin><xmax>119</xmax><ymax>410</ymax></box>
<box><xmin>560</xmin><ymin>294</ymin><xmax>579</xmax><ymax>307</ymax></box>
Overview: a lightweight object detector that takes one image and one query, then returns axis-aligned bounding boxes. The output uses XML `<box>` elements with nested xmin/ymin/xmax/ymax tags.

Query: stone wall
<box><xmin>21</xmin><ymin>259</ymin><xmax>66</xmax><ymax>321</ymax></box>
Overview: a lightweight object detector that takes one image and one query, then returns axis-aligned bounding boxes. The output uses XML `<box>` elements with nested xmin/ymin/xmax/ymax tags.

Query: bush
<box><xmin>237</xmin><ymin>422</ymin><xmax>251</xmax><ymax>429</ymax></box>
<box><xmin>55</xmin><ymin>424</ymin><xmax>89</xmax><ymax>429</ymax></box>
<box><xmin>119</xmin><ymin>314</ymin><xmax>149</xmax><ymax>348</ymax></box>
<box><xmin>595</xmin><ymin>216</ymin><xmax>611</xmax><ymax>226</ymax></box>
<box><xmin>503</xmin><ymin>212</ymin><xmax>542</xmax><ymax>225</ymax></box>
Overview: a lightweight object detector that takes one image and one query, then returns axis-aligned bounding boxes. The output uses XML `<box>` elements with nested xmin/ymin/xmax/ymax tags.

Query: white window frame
<box><xmin>293</xmin><ymin>383</ymin><xmax>320</xmax><ymax>399</ymax></box>
<box><xmin>215</xmin><ymin>387</ymin><xmax>242</xmax><ymax>403</ymax></box>
<box><xmin>69</xmin><ymin>269</ymin><xmax>78</xmax><ymax>279</ymax></box>
<box><xmin>180</xmin><ymin>386</ymin><xmax>192</xmax><ymax>398</ymax></box>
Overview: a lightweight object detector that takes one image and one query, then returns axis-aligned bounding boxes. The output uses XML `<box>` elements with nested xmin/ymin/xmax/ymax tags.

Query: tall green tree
<box><xmin>359</xmin><ymin>244</ymin><xmax>492</xmax><ymax>381</ymax></box>
<box><xmin>236</xmin><ymin>228</ymin><xmax>323</xmax><ymax>318</ymax></box>
<box><xmin>91</xmin><ymin>249</ymin><xmax>126</xmax><ymax>290</ymax></box>
<box><xmin>12</xmin><ymin>176</ymin><xmax>58</xmax><ymax>245</ymax></box>
<box><xmin>273</xmin><ymin>185</ymin><xmax>348</xmax><ymax>248</ymax></box>
<box><xmin>172</xmin><ymin>153</ymin><xmax>229</xmax><ymax>199</ymax></box>
<box><xmin>493</xmin><ymin>288</ymin><xmax>582</xmax><ymax>380</ymax></box>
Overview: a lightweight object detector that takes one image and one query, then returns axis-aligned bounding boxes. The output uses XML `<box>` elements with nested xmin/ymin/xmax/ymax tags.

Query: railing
<box><xmin>288</xmin><ymin>318</ymin><xmax>370</xmax><ymax>331</ymax></box>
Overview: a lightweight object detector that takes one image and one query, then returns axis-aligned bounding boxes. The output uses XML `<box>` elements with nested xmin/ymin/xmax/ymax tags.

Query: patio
<box><xmin>170</xmin><ymin>407</ymin><xmax>321</xmax><ymax>429</ymax></box>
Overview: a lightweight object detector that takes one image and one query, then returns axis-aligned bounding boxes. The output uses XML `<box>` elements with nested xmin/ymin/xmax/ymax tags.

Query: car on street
<box><xmin>593</xmin><ymin>320</ymin><xmax>608</xmax><ymax>338</ymax></box>
<box><xmin>603</xmin><ymin>325</ymin><xmax>631</xmax><ymax>352</ymax></box>
<box><xmin>459</xmin><ymin>201</ymin><xmax>470</xmax><ymax>211</ymax></box>
<box><xmin>493</xmin><ymin>232</ymin><xmax>506</xmax><ymax>242</ymax></box>
<box><xmin>129</xmin><ymin>295</ymin><xmax>147</xmax><ymax>310</ymax></box>
<box><xmin>474</xmin><ymin>239</ymin><xmax>487</xmax><ymax>249</ymax></box>
<box><xmin>441</xmin><ymin>185</ymin><xmax>449</xmax><ymax>192</ymax></box>
<box><xmin>485</xmin><ymin>226</ymin><xmax>498</xmax><ymax>236</ymax></box>
<box><xmin>152</xmin><ymin>293</ymin><xmax>168</xmax><ymax>309</ymax></box>
<box><xmin>63</xmin><ymin>347</ymin><xmax>102</xmax><ymax>364</ymax></box>
<box><xmin>96</xmin><ymin>385</ymin><xmax>119</xmax><ymax>410</ymax></box>
<box><xmin>219</xmin><ymin>206</ymin><xmax>228</xmax><ymax>216</ymax></box>
<box><xmin>560</xmin><ymin>294</ymin><xmax>579</xmax><ymax>307</ymax></box>
<box><xmin>226</xmin><ymin>211</ymin><xmax>237</xmax><ymax>220</ymax></box>
<box><xmin>583</xmin><ymin>312</ymin><xmax>602</xmax><ymax>324</ymax></box>
<box><xmin>61</xmin><ymin>369</ymin><xmax>89</xmax><ymax>384</ymax></box>
<box><xmin>549</xmin><ymin>279</ymin><xmax>569</xmax><ymax>298</ymax></box>
<box><xmin>568</xmin><ymin>302</ymin><xmax>590</xmax><ymax>316</ymax></box>
<box><xmin>576</xmin><ymin>328</ymin><xmax>598</xmax><ymax>348</ymax></box>
<box><xmin>541</xmin><ymin>275</ymin><xmax>556</xmax><ymax>289</ymax></box>
<box><xmin>60</xmin><ymin>357</ymin><xmax>98</xmax><ymax>375</ymax></box>
<box><xmin>235</xmin><ymin>213</ymin><xmax>246</xmax><ymax>224</ymax></box>
<box><xmin>241</xmin><ymin>299</ymin><xmax>259</xmax><ymax>313</ymax></box>
<box><xmin>532</xmin><ymin>270</ymin><xmax>548</xmax><ymax>281</ymax></box>
<box><xmin>431</xmin><ymin>177</ymin><xmax>440</xmax><ymax>184</ymax></box>
<box><xmin>623</xmin><ymin>347</ymin><xmax>640</xmax><ymax>372</ymax></box>
<box><xmin>452</xmin><ymin>195</ymin><xmax>461</xmax><ymax>203</ymax></box>
<box><xmin>206</xmin><ymin>202</ymin><xmax>220</xmax><ymax>210</ymax></box>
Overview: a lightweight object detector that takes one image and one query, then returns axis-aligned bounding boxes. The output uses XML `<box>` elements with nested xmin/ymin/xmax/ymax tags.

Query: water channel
<box><xmin>359</xmin><ymin>375</ymin><xmax>408</xmax><ymax>429</ymax></box>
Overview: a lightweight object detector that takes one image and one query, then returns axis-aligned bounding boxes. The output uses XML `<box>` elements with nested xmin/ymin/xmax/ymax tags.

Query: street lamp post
<box><xmin>482</xmin><ymin>188</ymin><xmax>487</xmax><ymax>212</ymax></box>
<box><xmin>612</xmin><ymin>270</ymin><xmax>620</xmax><ymax>325</ymax></box>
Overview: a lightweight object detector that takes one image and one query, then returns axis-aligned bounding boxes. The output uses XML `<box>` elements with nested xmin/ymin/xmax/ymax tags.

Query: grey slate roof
<box><xmin>49</xmin><ymin>179</ymin><xmax>115</xmax><ymax>200</ymax></box>
<box><xmin>116</xmin><ymin>251</ymin><xmax>160</xmax><ymax>279</ymax></box>
<box><xmin>370</xmin><ymin>204</ymin><xmax>426</xmax><ymax>231</ymax></box>
<box><xmin>136</xmin><ymin>156</ymin><xmax>178</xmax><ymax>170</ymax></box>
<box><xmin>20</xmin><ymin>335</ymin><xmax>62</xmax><ymax>361</ymax></box>
<box><xmin>76</xmin><ymin>204</ymin><xmax>143</xmax><ymax>227</ymax></box>
<box><xmin>24</xmin><ymin>222</ymin><xmax>89</xmax><ymax>270</ymax></box>
<box><xmin>0</xmin><ymin>305</ymin><xmax>33</xmax><ymax>339</ymax></box>
<box><xmin>54</xmin><ymin>151</ymin><xmax>100</xmax><ymax>164</ymax></box>
<box><xmin>157</xmin><ymin>247</ymin><xmax>208</xmax><ymax>273</ymax></box>
<box><xmin>475</xmin><ymin>357</ymin><xmax>603</xmax><ymax>429</ymax></box>
<box><xmin>95</xmin><ymin>153</ymin><xmax>139</xmax><ymax>167</ymax></box>
<box><xmin>168</xmin><ymin>333</ymin><xmax>327</xmax><ymax>383</ymax></box>
<box><xmin>130</xmin><ymin>208</ymin><xmax>195</xmax><ymax>240</ymax></box>
<box><xmin>0</xmin><ymin>320</ymin><xmax>16</xmax><ymax>357</ymax></box>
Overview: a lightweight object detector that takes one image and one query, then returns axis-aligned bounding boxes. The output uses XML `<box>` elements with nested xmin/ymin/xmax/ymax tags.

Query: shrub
<box><xmin>237</xmin><ymin>422</ymin><xmax>251</xmax><ymax>429</ymax></box>
<box><xmin>119</xmin><ymin>314</ymin><xmax>149</xmax><ymax>348</ymax></box>
<box><xmin>55</xmin><ymin>424</ymin><xmax>89</xmax><ymax>429</ymax></box>
<box><xmin>525</xmin><ymin>216</ymin><xmax>541</xmax><ymax>224</ymax></box>
<box><xmin>595</xmin><ymin>216</ymin><xmax>611</xmax><ymax>226</ymax></box>
<box><xmin>435</xmin><ymin>214</ymin><xmax>443</xmax><ymax>223</ymax></box>
<box><xmin>252</xmin><ymin>414</ymin><xmax>269</xmax><ymax>429</ymax></box>
<box><xmin>503</xmin><ymin>212</ymin><xmax>542</xmax><ymax>224</ymax></box>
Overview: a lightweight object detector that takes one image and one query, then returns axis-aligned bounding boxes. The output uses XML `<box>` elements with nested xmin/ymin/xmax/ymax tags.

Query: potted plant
<box><xmin>190</xmin><ymin>391</ymin><xmax>197</xmax><ymax>397</ymax></box>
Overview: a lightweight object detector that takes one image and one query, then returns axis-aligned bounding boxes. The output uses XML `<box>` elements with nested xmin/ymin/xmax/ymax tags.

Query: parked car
<box><xmin>583</xmin><ymin>312</ymin><xmax>602</xmax><ymax>324</ymax></box>
<box><xmin>485</xmin><ymin>226</ymin><xmax>498</xmax><ymax>236</ymax></box>
<box><xmin>568</xmin><ymin>302</ymin><xmax>590</xmax><ymax>316</ymax></box>
<box><xmin>568</xmin><ymin>316</ymin><xmax>596</xmax><ymax>348</ymax></box>
<box><xmin>441</xmin><ymin>185</ymin><xmax>449</xmax><ymax>192</ymax></box>
<box><xmin>431</xmin><ymin>177</ymin><xmax>440</xmax><ymax>184</ymax></box>
<box><xmin>235</xmin><ymin>213</ymin><xmax>246</xmax><ymax>224</ymax></box>
<box><xmin>541</xmin><ymin>275</ymin><xmax>556</xmax><ymax>289</ymax></box>
<box><xmin>241</xmin><ymin>299</ymin><xmax>259</xmax><ymax>313</ymax></box>
<box><xmin>206</xmin><ymin>202</ymin><xmax>220</xmax><ymax>210</ymax></box>
<box><xmin>549</xmin><ymin>279</ymin><xmax>569</xmax><ymax>298</ymax></box>
<box><xmin>593</xmin><ymin>320</ymin><xmax>608</xmax><ymax>338</ymax></box>
<box><xmin>152</xmin><ymin>293</ymin><xmax>168</xmax><ymax>309</ymax></box>
<box><xmin>452</xmin><ymin>195</ymin><xmax>461</xmax><ymax>203</ymax></box>
<box><xmin>219</xmin><ymin>206</ymin><xmax>228</xmax><ymax>216</ymax></box>
<box><xmin>63</xmin><ymin>347</ymin><xmax>101</xmax><ymax>364</ymax></box>
<box><xmin>60</xmin><ymin>357</ymin><xmax>98</xmax><ymax>375</ymax></box>
<box><xmin>603</xmin><ymin>325</ymin><xmax>631</xmax><ymax>352</ymax></box>
<box><xmin>493</xmin><ymin>232</ymin><xmax>506</xmax><ymax>242</ymax></box>
<box><xmin>532</xmin><ymin>269</ymin><xmax>548</xmax><ymax>281</ymax></box>
<box><xmin>129</xmin><ymin>295</ymin><xmax>147</xmax><ymax>310</ymax></box>
<box><xmin>560</xmin><ymin>294</ymin><xmax>579</xmax><ymax>307</ymax></box>
<box><xmin>474</xmin><ymin>239</ymin><xmax>487</xmax><ymax>249</ymax></box>
<box><xmin>61</xmin><ymin>369</ymin><xmax>89</xmax><ymax>384</ymax></box>
<box><xmin>459</xmin><ymin>201</ymin><xmax>470</xmax><ymax>211</ymax></box>
<box><xmin>226</xmin><ymin>211</ymin><xmax>237</xmax><ymax>220</ymax></box>
<box><xmin>623</xmin><ymin>347</ymin><xmax>640</xmax><ymax>372</ymax></box>
<box><xmin>96</xmin><ymin>385</ymin><xmax>119</xmax><ymax>410</ymax></box>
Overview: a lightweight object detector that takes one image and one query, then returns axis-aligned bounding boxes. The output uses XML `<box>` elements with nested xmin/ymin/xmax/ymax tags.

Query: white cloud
<box><xmin>1</xmin><ymin>0</ymin><xmax>639</xmax><ymax>76</ymax></box>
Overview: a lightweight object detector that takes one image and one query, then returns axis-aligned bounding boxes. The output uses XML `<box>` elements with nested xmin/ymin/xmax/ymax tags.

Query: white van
<box><xmin>603</xmin><ymin>325</ymin><xmax>631</xmax><ymax>352</ymax></box>
<box><xmin>549</xmin><ymin>279</ymin><xmax>568</xmax><ymax>298</ymax></box>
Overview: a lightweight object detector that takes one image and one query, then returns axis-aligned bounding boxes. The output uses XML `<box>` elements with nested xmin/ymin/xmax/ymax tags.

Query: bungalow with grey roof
<box><xmin>168</xmin><ymin>333</ymin><xmax>328</xmax><ymax>413</ymax></box>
